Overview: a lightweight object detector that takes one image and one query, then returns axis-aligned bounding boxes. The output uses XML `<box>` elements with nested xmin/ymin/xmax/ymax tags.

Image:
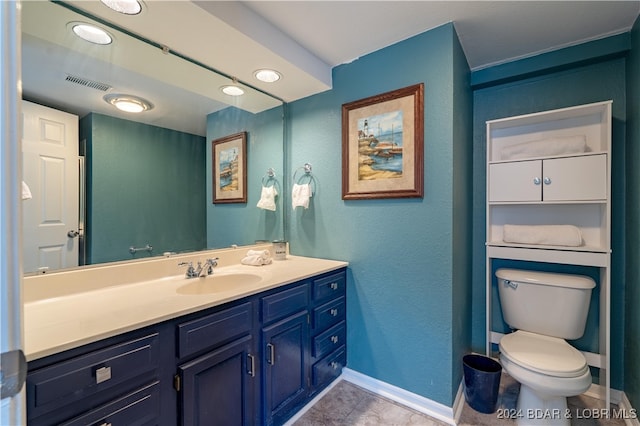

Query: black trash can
<box><xmin>463</xmin><ymin>354</ymin><xmax>502</xmax><ymax>414</ymax></box>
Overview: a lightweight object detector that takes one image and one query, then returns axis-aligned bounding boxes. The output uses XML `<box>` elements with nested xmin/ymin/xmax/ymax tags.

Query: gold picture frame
<box><xmin>342</xmin><ymin>83</ymin><xmax>424</xmax><ymax>200</ymax></box>
<box><xmin>212</xmin><ymin>131</ymin><xmax>247</xmax><ymax>204</ymax></box>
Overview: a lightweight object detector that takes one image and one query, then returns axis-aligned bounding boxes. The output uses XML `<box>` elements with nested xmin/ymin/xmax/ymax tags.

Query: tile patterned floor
<box><xmin>293</xmin><ymin>374</ymin><xmax>629</xmax><ymax>426</ymax></box>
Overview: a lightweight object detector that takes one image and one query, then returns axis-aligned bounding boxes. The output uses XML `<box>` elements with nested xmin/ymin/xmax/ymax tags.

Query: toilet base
<box><xmin>516</xmin><ymin>384</ymin><xmax>571</xmax><ymax>426</ymax></box>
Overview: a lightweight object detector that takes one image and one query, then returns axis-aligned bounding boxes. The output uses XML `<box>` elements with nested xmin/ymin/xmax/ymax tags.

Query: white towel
<box><xmin>241</xmin><ymin>249</ymin><xmax>273</xmax><ymax>266</ymax></box>
<box><xmin>22</xmin><ymin>181</ymin><xmax>32</xmax><ymax>200</ymax></box>
<box><xmin>500</xmin><ymin>135</ymin><xmax>587</xmax><ymax>160</ymax></box>
<box><xmin>292</xmin><ymin>183</ymin><xmax>311</xmax><ymax>209</ymax></box>
<box><xmin>257</xmin><ymin>185</ymin><xmax>278</xmax><ymax>211</ymax></box>
<box><xmin>503</xmin><ymin>224</ymin><xmax>583</xmax><ymax>247</ymax></box>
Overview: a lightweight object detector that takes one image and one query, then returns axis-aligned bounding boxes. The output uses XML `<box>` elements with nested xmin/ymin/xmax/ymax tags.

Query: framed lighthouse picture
<box><xmin>342</xmin><ymin>83</ymin><xmax>424</xmax><ymax>200</ymax></box>
<box><xmin>212</xmin><ymin>131</ymin><xmax>247</xmax><ymax>204</ymax></box>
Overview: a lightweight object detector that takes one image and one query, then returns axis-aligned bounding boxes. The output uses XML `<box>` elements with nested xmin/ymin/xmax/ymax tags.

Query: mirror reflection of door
<box><xmin>22</xmin><ymin>100</ymin><xmax>80</xmax><ymax>273</ymax></box>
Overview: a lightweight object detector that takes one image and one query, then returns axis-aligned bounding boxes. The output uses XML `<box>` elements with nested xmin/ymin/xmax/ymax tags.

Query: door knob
<box><xmin>67</xmin><ymin>230</ymin><xmax>80</xmax><ymax>238</ymax></box>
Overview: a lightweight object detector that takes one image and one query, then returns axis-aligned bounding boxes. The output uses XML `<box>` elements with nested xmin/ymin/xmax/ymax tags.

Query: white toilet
<box><xmin>496</xmin><ymin>268</ymin><xmax>595</xmax><ymax>426</ymax></box>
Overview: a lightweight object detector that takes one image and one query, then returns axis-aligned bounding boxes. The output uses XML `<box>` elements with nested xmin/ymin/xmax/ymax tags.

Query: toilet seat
<box><xmin>499</xmin><ymin>330</ymin><xmax>588</xmax><ymax>378</ymax></box>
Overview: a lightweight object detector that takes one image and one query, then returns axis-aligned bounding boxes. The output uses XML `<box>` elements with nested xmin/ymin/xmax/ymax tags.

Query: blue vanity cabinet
<box><xmin>260</xmin><ymin>283</ymin><xmax>310</xmax><ymax>426</ymax></box>
<box><xmin>310</xmin><ymin>271</ymin><xmax>347</xmax><ymax>395</ymax></box>
<box><xmin>175</xmin><ymin>300</ymin><xmax>258</xmax><ymax>426</ymax></box>
<box><xmin>26</xmin><ymin>327</ymin><xmax>173</xmax><ymax>426</ymax></box>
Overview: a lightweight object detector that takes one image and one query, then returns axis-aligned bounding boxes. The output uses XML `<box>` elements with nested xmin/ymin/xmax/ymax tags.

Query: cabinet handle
<box><xmin>98</xmin><ymin>423</ymin><xmax>112</xmax><ymax>426</ymax></box>
<box><xmin>331</xmin><ymin>361</ymin><xmax>339</xmax><ymax>370</ymax></box>
<box><xmin>95</xmin><ymin>366</ymin><xmax>112</xmax><ymax>384</ymax></box>
<box><xmin>247</xmin><ymin>353</ymin><xmax>255</xmax><ymax>377</ymax></box>
<box><xmin>543</xmin><ymin>176</ymin><xmax>552</xmax><ymax>185</ymax></box>
<box><xmin>330</xmin><ymin>308</ymin><xmax>338</xmax><ymax>317</ymax></box>
<box><xmin>533</xmin><ymin>177</ymin><xmax>541</xmax><ymax>185</ymax></box>
<box><xmin>330</xmin><ymin>282</ymin><xmax>339</xmax><ymax>290</ymax></box>
<box><xmin>331</xmin><ymin>335</ymin><xmax>339</xmax><ymax>344</ymax></box>
<box><xmin>267</xmin><ymin>343</ymin><xmax>275</xmax><ymax>365</ymax></box>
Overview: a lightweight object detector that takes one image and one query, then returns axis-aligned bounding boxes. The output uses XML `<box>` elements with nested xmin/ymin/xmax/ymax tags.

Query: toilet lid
<box><xmin>499</xmin><ymin>331</ymin><xmax>588</xmax><ymax>378</ymax></box>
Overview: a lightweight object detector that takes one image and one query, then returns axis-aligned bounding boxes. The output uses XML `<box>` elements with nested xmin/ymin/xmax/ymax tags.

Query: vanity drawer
<box><xmin>27</xmin><ymin>333</ymin><xmax>159</xmax><ymax>419</ymax></box>
<box><xmin>261</xmin><ymin>283</ymin><xmax>309</xmax><ymax>324</ymax></box>
<box><xmin>312</xmin><ymin>346</ymin><xmax>346</xmax><ymax>388</ymax></box>
<box><xmin>313</xmin><ymin>321</ymin><xmax>346</xmax><ymax>360</ymax></box>
<box><xmin>60</xmin><ymin>381</ymin><xmax>160</xmax><ymax>426</ymax></box>
<box><xmin>313</xmin><ymin>296</ymin><xmax>345</xmax><ymax>332</ymax></box>
<box><xmin>313</xmin><ymin>271</ymin><xmax>346</xmax><ymax>303</ymax></box>
<box><xmin>178</xmin><ymin>301</ymin><xmax>253</xmax><ymax>359</ymax></box>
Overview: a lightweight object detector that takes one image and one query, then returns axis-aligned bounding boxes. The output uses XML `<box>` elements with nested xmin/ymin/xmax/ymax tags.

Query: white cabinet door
<box><xmin>543</xmin><ymin>154</ymin><xmax>607</xmax><ymax>201</ymax></box>
<box><xmin>489</xmin><ymin>160</ymin><xmax>541</xmax><ymax>202</ymax></box>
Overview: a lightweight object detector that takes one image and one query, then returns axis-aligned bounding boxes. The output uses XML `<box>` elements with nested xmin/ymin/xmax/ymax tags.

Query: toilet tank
<box><xmin>496</xmin><ymin>268</ymin><xmax>595</xmax><ymax>340</ymax></box>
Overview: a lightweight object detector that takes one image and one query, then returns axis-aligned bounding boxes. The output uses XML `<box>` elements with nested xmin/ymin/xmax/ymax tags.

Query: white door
<box><xmin>542</xmin><ymin>154</ymin><xmax>608</xmax><ymax>201</ymax></box>
<box><xmin>488</xmin><ymin>160</ymin><xmax>542</xmax><ymax>202</ymax></box>
<box><xmin>22</xmin><ymin>100</ymin><xmax>79</xmax><ymax>273</ymax></box>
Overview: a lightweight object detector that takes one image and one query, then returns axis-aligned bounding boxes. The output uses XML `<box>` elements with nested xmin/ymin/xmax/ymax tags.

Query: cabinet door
<box><xmin>178</xmin><ymin>335</ymin><xmax>255</xmax><ymax>426</ymax></box>
<box><xmin>542</xmin><ymin>154</ymin><xmax>607</xmax><ymax>201</ymax></box>
<box><xmin>262</xmin><ymin>310</ymin><xmax>309</xmax><ymax>426</ymax></box>
<box><xmin>489</xmin><ymin>160</ymin><xmax>541</xmax><ymax>202</ymax></box>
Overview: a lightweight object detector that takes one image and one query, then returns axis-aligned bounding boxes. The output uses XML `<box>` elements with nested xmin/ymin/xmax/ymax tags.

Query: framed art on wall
<box><xmin>212</xmin><ymin>131</ymin><xmax>247</xmax><ymax>204</ymax></box>
<box><xmin>342</xmin><ymin>83</ymin><xmax>424</xmax><ymax>200</ymax></box>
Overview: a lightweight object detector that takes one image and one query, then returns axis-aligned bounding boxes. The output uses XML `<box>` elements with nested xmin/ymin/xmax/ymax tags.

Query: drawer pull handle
<box><xmin>99</xmin><ymin>423</ymin><xmax>112</xmax><ymax>426</ymax></box>
<box><xmin>331</xmin><ymin>361</ymin><xmax>339</xmax><ymax>370</ymax></box>
<box><xmin>247</xmin><ymin>354</ymin><xmax>255</xmax><ymax>377</ymax></box>
<box><xmin>95</xmin><ymin>366</ymin><xmax>112</xmax><ymax>384</ymax></box>
<box><xmin>330</xmin><ymin>308</ymin><xmax>338</xmax><ymax>317</ymax></box>
<box><xmin>267</xmin><ymin>343</ymin><xmax>275</xmax><ymax>365</ymax></box>
<box><xmin>330</xmin><ymin>282</ymin><xmax>339</xmax><ymax>290</ymax></box>
<box><xmin>331</xmin><ymin>335</ymin><xmax>339</xmax><ymax>344</ymax></box>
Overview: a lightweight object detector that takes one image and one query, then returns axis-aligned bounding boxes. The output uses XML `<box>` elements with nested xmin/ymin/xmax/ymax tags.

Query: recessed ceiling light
<box><xmin>104</xmin><ymin>94</ymin><xmax>153</xmax><ymax>113</ymax></box>
<box><xmin>254</xmin><ymin>69</ymin><xmax>281</xmax><ymax>83</ymax></box>
<box><xmin>71</xmin><ymin>22</ymin><xmax>113</xmax><ymax>45</ymax></box>
<box><xmin>100</xmin><ymin>0</ymin><xmax>143</xmax><ymax>15</ymax></box>
<box><xmin>221</xmin><ymin>85</ymin><xmax>245</xmax><ymax>96</ymax></box>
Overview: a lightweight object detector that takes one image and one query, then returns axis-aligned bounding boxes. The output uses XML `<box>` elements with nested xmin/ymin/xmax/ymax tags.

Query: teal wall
<box><xmin>470</xmin><ymin>46</ymin><xmax>628</xmax><ymax>390</ymax></box>
<box><xmin>82</xmin><ymin>113</ymin><xmax>206</xmax><ymax>264</ymax></box>
<box><xmin>625</xmin><ymin>15</ymin><xmax>640</xmax><ymax>411</ymax></box>
<box><xmin>205</xmin><ymin>106</ymin><xmax>284</xmax><ymax>248</ymax></box>
<box><xmin>286</xmin><ymin>23</ymin><xmax>472</xmax><ymax>406</ymax></box>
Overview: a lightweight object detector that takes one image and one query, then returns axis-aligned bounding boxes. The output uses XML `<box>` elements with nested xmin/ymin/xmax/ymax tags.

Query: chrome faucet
<box><xmin>195</xmin><ymin>258</ymin><xmax>218</xmax><ymax>277</ymax></box>
<box><xmin>178</xmin><ymin>258</ymin><xmax>218</xmax><ymax>279</ymax></box>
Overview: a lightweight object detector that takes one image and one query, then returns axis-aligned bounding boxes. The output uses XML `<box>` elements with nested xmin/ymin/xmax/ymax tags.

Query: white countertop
<box><xmin>24</xmin><ymin>255</ymin><xmax>347</xmax><ymax>361</ymax></box>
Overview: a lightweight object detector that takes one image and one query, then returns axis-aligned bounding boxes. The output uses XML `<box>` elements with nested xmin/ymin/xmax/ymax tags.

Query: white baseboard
<box><xmin>341</xmin><ymin>368</ymin><xmax>459</xmax><ymax>425</ymax></box>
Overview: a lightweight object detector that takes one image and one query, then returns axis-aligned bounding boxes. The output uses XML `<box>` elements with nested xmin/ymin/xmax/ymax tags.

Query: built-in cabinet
<box><xmin>485</xmin><ymin>101</ymin><xmax>612</xmax><ymax>406</ymax></box>
<box><xmin>26</xmin><ymin>268</ymin><xmax>347</xmax><ymax>426</ymax></box>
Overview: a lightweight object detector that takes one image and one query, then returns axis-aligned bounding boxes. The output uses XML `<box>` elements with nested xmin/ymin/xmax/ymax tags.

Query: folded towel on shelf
<box><xmin>241</xmin><ymin>249</ymin><xmax>273</xmax><ymax>266</ymax></box>
<box><xmin>292</xmin><ymin>183</ymin><xmax>312</xmax><ymax>209</ymax></box>
<box><xmin>503</xmin><ymin>224</ymin><xmax>583</xmax><ymax>247</ymax></box>
<box><xmin>22</xmin><ymin>181</ymin><xmax>32</xmax><ymax>200</ymax></box>
<box><xmin>500</xmin><ymin>135</ymin><xmax>587</xmax><ymax>160</ymax></box>
<box><xmin>257</xmin><ymin>185</ymin><xmax>278</xmax><ymax>211</ymax></box>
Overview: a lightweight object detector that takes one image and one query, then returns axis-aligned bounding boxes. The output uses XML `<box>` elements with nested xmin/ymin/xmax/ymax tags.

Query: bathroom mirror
<box><xmin>21</xmin><ymin>1</ymin><xmax>285</xmax><ymax>274</ymax></box>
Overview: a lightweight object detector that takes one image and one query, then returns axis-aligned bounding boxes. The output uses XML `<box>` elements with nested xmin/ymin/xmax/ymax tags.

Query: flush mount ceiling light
<box><xmin>70</xmin><ymin>22</ymin><xmax>113</xmax><ymax>45</ymax></box>
<box><xmin>103</xmin><ymin>94</ymin><xmax>153</xmax><ymax>113</ymax></box>
<box><xmin>100</xmin><ymin>0</ymin><xmax>143</xmax><ymax>15</ymax></box>
<box><xmin>221</xmin><ymin>85</ymin><xmax>245</xmax><ymax>96</ymax></box>
<box><xmin>254</xmin><ymin>69</ymin><xmax>281</xmax><ymax>83</ymax></box>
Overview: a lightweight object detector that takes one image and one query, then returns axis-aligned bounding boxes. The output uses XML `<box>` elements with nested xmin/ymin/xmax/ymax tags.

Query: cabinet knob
<box><xmin>331</xmin><ymin>361</ymin><xmax>340</xmax><ymax>370</ymax></box>
<box><xmin>330</xmin><ymin>308</ymin><xmax>338</xmax><ymax>317</ymax></box>
<box><xmin>330</xmin><ymin>282</ymin><xmax>339</xmax><ymax>290</ymax></box>
<box><xmin>331</xmin><ymin>335</ymin><xmax>339</xmax><ymax>344</ymax></box>
<box><xmin>533</xmin><ymin>177</ymin><xmax>541</xmax><ymax>185</ymax></box>
<box><xmin>543</xmin><ymin>177</ymin><xmax>552</xmax><ymax>185</ymax></box>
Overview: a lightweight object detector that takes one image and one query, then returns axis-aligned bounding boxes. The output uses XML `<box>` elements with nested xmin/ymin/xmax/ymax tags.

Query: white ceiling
<box><xmin>22</xmin><ymin>1</ymin><xmax>640</xmax><ymax>136</ymax></box>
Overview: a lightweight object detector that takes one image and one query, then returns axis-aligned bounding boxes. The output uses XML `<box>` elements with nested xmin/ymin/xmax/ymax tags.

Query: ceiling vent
<box><xmin>65</xmin><ymin>74</ymin><xmax>112</xmax><ymax>92</ymax></box>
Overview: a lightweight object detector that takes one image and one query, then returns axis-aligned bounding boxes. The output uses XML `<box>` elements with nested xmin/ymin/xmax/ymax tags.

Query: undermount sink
<box><xmin>176</xmin><ymin>273</ymin><xmax>263</xmax><ymax>295</ymax></box>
